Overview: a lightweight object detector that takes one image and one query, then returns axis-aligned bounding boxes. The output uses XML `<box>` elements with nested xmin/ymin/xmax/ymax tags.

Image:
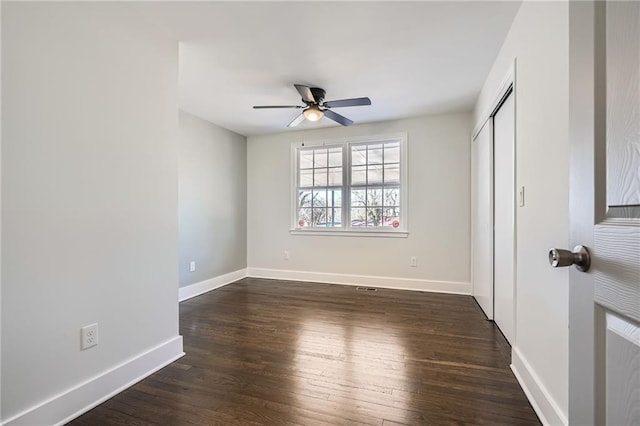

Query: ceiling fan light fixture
<box><xmin>303</xmin><ymin>106</ymin><xmax>324</xmax><ymax>122</ymax></box>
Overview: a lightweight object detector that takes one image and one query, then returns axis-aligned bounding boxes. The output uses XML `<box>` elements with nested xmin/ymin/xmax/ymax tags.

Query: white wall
<box><xmin>179</xmin><ymin>111</ymin><xmax>247</xmax><ymax>288</ymax></box>
<box><xmin>2</xmin><ymin>3</ymin><xmax>182</xmax><ymax>423</ymax></box>
<box><xmin>247</xmin><ymin>113</ymin><xmax>472</xmax><ymax>293</ymax></box>
<box><xmin>473</xmin><ymin>2</ymin><xmax>570</xmax><ymax>424</ymax></box>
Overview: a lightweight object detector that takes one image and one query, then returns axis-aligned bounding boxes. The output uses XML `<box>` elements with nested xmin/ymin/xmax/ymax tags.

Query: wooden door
<box><xmin>569</xmin><ymin>1</ymin><xmax>640</xmax><ymax>424</ymax></box>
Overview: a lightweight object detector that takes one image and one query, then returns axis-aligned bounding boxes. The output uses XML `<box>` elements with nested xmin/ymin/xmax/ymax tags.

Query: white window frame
<box><xmin>290</xmin><ymin>133</ymin><xmax>408</xmax><ymax>238</ymax></box>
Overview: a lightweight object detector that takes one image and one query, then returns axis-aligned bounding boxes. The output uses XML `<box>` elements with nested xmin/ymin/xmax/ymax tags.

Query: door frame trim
<box><xmin>473</xmin><ymin>61</ymin><xmax>516</xmax><ymax>140</ymax></box>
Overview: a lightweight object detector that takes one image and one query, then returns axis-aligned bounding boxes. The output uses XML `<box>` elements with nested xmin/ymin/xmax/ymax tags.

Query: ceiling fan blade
<box><xmin>294</xmin><ymin>84</ymin><xmax>316</xmax><ymax>104</ymax></box>
<box><xmin>324</xmin><ymin>109</ymin><xmax>354</xmax><ymax>126</ymax></box>
<box><xmin>253</xmin><ymin>105</ymin><xmax>303</xmax><ymax>109</ymax></box>
<box><xmin>287</xmin><ymin>112</ymin><xmax>306</xmax><ymax>128</ymax></box>
<box><xmin>323</xmin><ymin>97</ymin><xmax>372</xmax><ymax>108</ymax></box>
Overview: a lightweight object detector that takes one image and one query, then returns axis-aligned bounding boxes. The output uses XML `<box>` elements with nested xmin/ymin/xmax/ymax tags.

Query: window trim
<box><xmin>290</xmin><ymin>132</ymin><xmax>408</xmax><ymax>236</ymax></box>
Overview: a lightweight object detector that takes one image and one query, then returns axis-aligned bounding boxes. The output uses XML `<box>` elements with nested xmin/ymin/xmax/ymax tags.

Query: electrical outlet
<box><xmin>81</xmin><ymin>323</ymin><xmax>98</xmax><ymax>350</ymax></box>
<box><xmin>283</xmin><ymin>250</ymin><xmax>290</xmax><ymax>260</ymax></box>
<box><xmin>410</xmin><ymin>257</ymin><xmax>417</xmax><ymax>267</ymax></box>
<box><xmin>189</xmin><ymin>261</ymin><xmax>196</xmax><ymax>272</ymax></box>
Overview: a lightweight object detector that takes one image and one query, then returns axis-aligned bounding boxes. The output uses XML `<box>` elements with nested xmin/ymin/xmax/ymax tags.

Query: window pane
<box><xmin>384</xmin><ymin>143</ymin><xmax>400</xmax><ymax>163</ymax></box>
<box><xmin>298</xmin><ymin>190</ymin><xmax>312</xmax><ymax>207</ymax></box>
<box><xmin>352</xmin><ymin>145</ymin><xmax>367</xmax><ymax>166</ymax></box>
<box><xmin>328</xmin><ymin>148</ymin><xmax>342</xmax><ymax>167</ymax></box>
<box><xmin>299</xmin><ymin>169</ymin><xmax>313</xmax><ymax>187</ymax></box>
<box><xmin>367</xmin><ymin>164</ymin><xmax>383</xmax><ymax>184</ymax></box>
<box><xmin>327</xmin><ymin>189</ymin><xmax>342</xmax><ymax>207</ymax></box>
<box><xmin>300</xmin><ymin>150</ymin><xmax>313</xmax><ymax>169</ymax></box>
<box><xmin>384</xmin><ymin>188</ymin><xmax>400</xmax><ymax>207</ymax></box>
<box><xmin>319</xmin><ymin>208</ymin><xmax>341</xmax><ymax>227</ymax></box>
<box><xmin>384</xmin><ymin>163</ymin><xmax>400</xmax><ymax>183</ymax></box>
<box><xmin>328</xmin><ymin>167</ymin><xmax>342</xmax><ymax>186</ymax></box>
<box><xmin>314</xmin><ymin>208</ymin><xmax>331</xmax><ymax>227</ymax></box>
<box><xmin>332</xmin><ymin>208</ymin><xmax>342</xmax><ymax>226</ymax></box>
<box><xmin>312</xmin><ymin>190</ymin><xmax>327</xmax><ymax>207</ymax></box>
<box><xmin>383</xmin><ymin>207</ymin><xmax>400</xmax><ymax>228</ymax></box>
<box><xmin>367</xmin><ymin>188</ymin><xmax>382</xmax><ymax>206</ymax></box>
<box><xmin>314</xmin><ymin>168</ymin><xmax>327</xmax><ymax>187</ymax></box>
<box><xmin>366</xmin><ymin>208</ymin><xmax>383</xmax><ymax>227</ymax></box>
<box><xmin>351</xmin><ymin>207</ymin><xmax>366</xmax><ymax>227</ymax></box>
<box><xmin>298</xmin><ymin>208</ymin><xmax>312</xmax><ymax>227</ymax></box>
<box><xmin>351</xmin><ymin>165</ymin><xmax>366</xmax><ymax>185</ymax></box>
<box><xmin>368</xmin><ymin>144</ymin><xmax>383</xmax><ymax>164</ymax></box>
<box><xmin>314</xmin><ymin>149</ymin><xmax>328</xmax><ymax>168</ymax></box>
<box><xmin>311</xmin><ymin>207</ymin><xmax>328</xmax><ymax>225</ymax></box>
<box><xmin>351</xmin><ymin>189</ymin><xmax>366</xmax><ymax>207</ymax></box>
<box><xmin>323</xmin><ymin>209</ymin><xmax>333</xmax><ymax>226</ymax></box>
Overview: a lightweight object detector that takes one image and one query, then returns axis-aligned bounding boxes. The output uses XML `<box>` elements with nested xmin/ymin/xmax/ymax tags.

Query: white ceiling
<box><xmin>135</xmin><ymin>2</ymin><xmax>521</xmax><ymax>136</ymax></box>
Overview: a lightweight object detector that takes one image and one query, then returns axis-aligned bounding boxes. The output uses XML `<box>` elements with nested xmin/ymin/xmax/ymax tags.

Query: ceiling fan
<box><xmin>253</xmin><ymin>84</ymin><xmax>372</xmax><ymax>127</ymax></box>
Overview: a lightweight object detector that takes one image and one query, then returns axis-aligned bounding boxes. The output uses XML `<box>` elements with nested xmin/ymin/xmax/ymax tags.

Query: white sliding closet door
<box><xmin>493</xmin><ymin>91</ymin><xmax>515</xmax><ymax>344</ymax></box>
<box><xmin>472</xmin><ymin>122</ymin><xmax>493</xmax><ymax>319</ymax></box>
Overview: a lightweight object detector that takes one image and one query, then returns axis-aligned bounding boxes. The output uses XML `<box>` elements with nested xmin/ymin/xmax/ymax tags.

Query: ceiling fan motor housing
<box><xmin>309</xmin><ymin>87</ymin><xmax>326</xmax><ymax>105</ymax></box>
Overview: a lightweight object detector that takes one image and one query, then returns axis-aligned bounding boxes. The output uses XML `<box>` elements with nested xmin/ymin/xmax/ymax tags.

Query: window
<box><xmin>292</xmin><ymin>134</ymin><xmax>407</xmax><ymax>236</ymax></box>
<box><xmin>297</xmin><ymin>146</ymin><xmax>343</xmax><ymax>228</ymax></box>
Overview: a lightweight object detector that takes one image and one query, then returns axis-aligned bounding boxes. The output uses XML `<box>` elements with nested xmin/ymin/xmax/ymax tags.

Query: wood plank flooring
<box><xmin>69</xmin><ymin>278</ymin><xmax>540</xmax><ymax>425</ymax></box>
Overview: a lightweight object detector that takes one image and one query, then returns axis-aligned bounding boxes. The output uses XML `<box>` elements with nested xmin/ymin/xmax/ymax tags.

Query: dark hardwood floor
<box><xmin>69</xmin><ymin>278</ymin><xmax>540</xmax><ymax>425</ymax></box>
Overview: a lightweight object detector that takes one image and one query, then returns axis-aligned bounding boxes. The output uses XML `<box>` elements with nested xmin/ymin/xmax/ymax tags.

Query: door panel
<box><xmin>472</xmin><ymin>122</ymin><xmax>493</xmax><ymax>319</ymax></box>
<box><xmin>606</xmin><ymin>0</ymin><xmax>640</xmax><ymax>212</ymax></box>
<box><xmin>594</xmin><ymin>224</ymin><xmax>640</xmax><ymax>323</ymax></box>
<box><xmin>605</xmin><ymin>313</ymin><xmax>640</xmax><ymax>425</ymax></box>
<box><xmin>493</xmin><ymin>91</ymin><xmax>516</xmax><ymax>344</ymax></box>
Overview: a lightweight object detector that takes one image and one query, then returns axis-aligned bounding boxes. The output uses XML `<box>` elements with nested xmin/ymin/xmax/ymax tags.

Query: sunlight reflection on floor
<box><xmin>293</xmin><ymin>317</ymin><xmax>410</xmax><ymax>423</ymax></box>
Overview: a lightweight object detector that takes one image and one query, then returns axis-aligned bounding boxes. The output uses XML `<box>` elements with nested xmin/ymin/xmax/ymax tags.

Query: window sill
<box><xmin>289</xmin><ymin>229</ymin><xmax>409</xmax><ymax>238</ymax></box>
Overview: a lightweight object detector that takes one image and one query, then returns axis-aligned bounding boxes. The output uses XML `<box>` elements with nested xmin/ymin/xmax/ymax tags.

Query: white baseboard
<box><xmin>3</xmin><ymin>336</ymin><xmax>184</xmax><ymax>426</ymax></box>
<box><xmin>179</xmin><ymin>268</ymin><xmax>247</xmax><ymax>302</ymax></box>
<box><xmin>511</xmin><ymin>346</ymin><xmax>568</xmax><ymax>426</ymax></box>
<box><xmin>245</xmin><ymin>267</ymin><xmax>471</xmax><ymax>295</ymax></box>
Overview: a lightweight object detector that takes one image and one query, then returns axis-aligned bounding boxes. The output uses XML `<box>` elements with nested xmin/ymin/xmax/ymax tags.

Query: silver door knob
<box><xmin>548</xmin><ymin>245</ymin><xmax>591</xmax><ymax>272</ymax></box>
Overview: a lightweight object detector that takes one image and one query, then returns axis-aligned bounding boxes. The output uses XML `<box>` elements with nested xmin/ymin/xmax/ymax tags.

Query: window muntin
<box><xmin>294</xmin><ymin>135</ymin><xmax>406</xmax><ymax>234</ymax></box>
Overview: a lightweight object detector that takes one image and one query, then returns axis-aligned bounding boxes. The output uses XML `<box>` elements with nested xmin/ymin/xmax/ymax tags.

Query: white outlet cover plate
<box><xmin>81</xmin><ymin>323</ymin><xmax>98</xmax><ymax>350</ymax></box>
